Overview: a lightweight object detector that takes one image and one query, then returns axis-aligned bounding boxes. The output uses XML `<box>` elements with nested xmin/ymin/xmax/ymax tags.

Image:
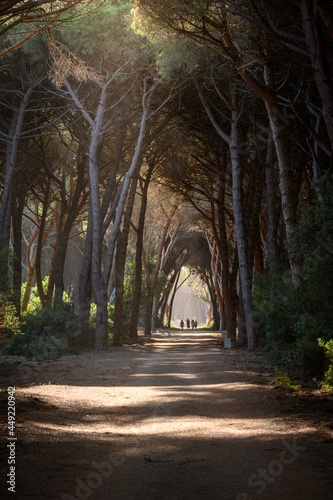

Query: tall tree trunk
<box><xmin>128</xmin><ymin>168</ymin><xmax>151</xmax><ymax>338</ymax></box>
<box><xmin>246</xmin><ymin>163</ymin><xmax>264</xmax><ymax>280</ymax></box>
<box><xmin>265</xmin><ymin>135</ymin><xmax>279</xmax><ymax>270</ymax></box>
<box><xmin>230</xmin><ymin>86</ymin><xmax>256</xmax><ymax>350</ymax></box>
<box><xmin>264</xmin><ymin>97</ymin><xmax>300</xmax><ymax>281</ymax></box>
<box><xmin>94</xmin><ymin>81</ymin><xmax>155</xmax><ymax>348</ymax></box>
<box><xmin>35</xmin><ymin>180</ymin><xmax>50</xmax><ymax>307</ymax></box>
<box><xmin>113</xmin><ymin>176</ymin><xmax>138</xmax><ymax>344</ymax></box>
<box><xmin>0</xmin><ymin>85</ymin><xmax>33</xmax><ymax>250</ymax></box>
<box><xmin>53</xmin><ymin>170</ymin><xmax>86</xmax><ymax>309</ymax></box>
<box><xmin>11</xmin><ymin>181</ymin><xmax>26</xmax><ymax>318</ymax></box>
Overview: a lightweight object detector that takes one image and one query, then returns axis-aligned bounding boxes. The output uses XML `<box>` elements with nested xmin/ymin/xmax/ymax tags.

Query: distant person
<box><xmin>191</xmin><ymin>319</ymin><xmax>194</xmax><ymax>329</ymax></box>
<box><xmin>194</xmin><ymin>320</ymin><xmax>197</xmax><ymax>329</ymax></box>
<box><xmin>186</xmin><ymin>318</ymin><xmax>190</xmax><ymax>329</ymax></box>
<box><xmin>180</xmin><ymin>319</ymin><xmax>184</xmax><ymax>329</ymax></box>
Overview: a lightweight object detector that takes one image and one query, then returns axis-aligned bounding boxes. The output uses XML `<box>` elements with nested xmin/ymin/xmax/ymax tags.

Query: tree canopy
<box><xmin>0</xmin><ymin>0</ymin><xmax>333</xmax><ymax>383</ymax></box>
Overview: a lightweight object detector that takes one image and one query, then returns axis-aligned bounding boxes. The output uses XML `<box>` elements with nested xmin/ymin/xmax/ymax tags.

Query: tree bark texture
<box><xmin>0</xmin><ymin>84</ymin><xmax>33</xmax><ymax>250</ymax></box>
<box><xmin>230</xmin><ymin>88</ymin><xmax>256</xmax><ymax>350</ymax></box>
<box><xmin>113</xmin><ymin>176</ymin><xmax>138</xmax><ymax>344</ymax></box>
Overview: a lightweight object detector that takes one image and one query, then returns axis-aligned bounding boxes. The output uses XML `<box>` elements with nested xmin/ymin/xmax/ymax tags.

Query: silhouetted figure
<box><xmin>186</xmin><ymin>318</ymin><xmax>190</xmax><ymax>329</ymax></box>
<box><xmin>191</xmin><ymin>319</ymin><xmax>194</xmax><ymax>329</ymax></box>
<box><xmin>194</xmin><ymin>320</ymin><xmax>197</xmax><ymax>329</ymax></box>
<box><xmin>180</xmin><ymin>319</ymin><xmax>184</xmax><ymax>329</ymax></box>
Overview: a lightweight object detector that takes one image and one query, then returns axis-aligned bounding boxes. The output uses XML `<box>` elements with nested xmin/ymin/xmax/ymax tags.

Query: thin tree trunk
<box><xmin>167</xmin><ymin>270</ymin><xmax>180</xmax><ymax>328</ymax></box>
<box><xmin>35</xmin><ymin>181</ymin><xmax>50</xmax><ymax>307</ymax></box>
<box><xmin>0</xmin><ymin>85</ymin><xmax>34</xmax><ymax>249</ymax></box>
<box><xmin>11</xmin><ymin>182</ymin><xmax>26</xmax><ymax>318</ymax></box>
<box><xmin>265</xmin><ymin>134</ymin><xmax>279</xmax><ymax>269</ymax></box>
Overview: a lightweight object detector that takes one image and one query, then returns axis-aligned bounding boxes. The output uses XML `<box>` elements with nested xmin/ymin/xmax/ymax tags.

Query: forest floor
<box><xmin>1</xmin><ymin>330</ymin><xmax>333</xmax><ymax>500</ymax></box>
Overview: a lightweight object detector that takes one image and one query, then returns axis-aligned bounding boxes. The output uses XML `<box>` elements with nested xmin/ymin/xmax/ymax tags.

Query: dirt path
<box><xmin>1</xmin><ymin>331</ymin><xmax>333</xmax><ymax>499</ymax></box>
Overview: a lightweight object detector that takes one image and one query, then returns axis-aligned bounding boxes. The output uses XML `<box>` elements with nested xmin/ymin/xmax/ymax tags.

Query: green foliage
<box><xmin>7</xmin><ymin>298</ymin><xmax>84</xmax><ymax>359</ymax></box>
<box><xmin>274</xmin><ymin>368</ymin><xmax>302</xmax><ymax>392</ymax></box>
<box><xmin>252</xmin><ymin>177</ymin><xmax>333</xmax><ymax>375</ymax></box>
<box><xmin>7</xmin><ymin>333</ymin><xmax>68</xmax><ymax>361</ymax></box>
<box><xmin>0</xmin><ymin>291</ymin><xmax>20</xmax><ymax>341</ymax></box>
<box><xmin>318</xmin><ymin>339</ymin><xmax>333</xmax><ymax>391</ymax></box>
<box><xmin>132</xmin><ymin>6</ymin><xmax>203</xmax><ymax>79</ymax></box>
<box><xmin>0</xmin><ymin>247</ymin><xmax>16</xmax><ymax>295</ymax></box>
<box><xmin>59</xmin><ymin>1</ymin><xmax>145</xmax><ymax>64</ymax></box>
<box><xmin>208</xmin><ymin>319</ymin><xmax>215</xmax><ymax>330</ymax></box>
<box><xmin>0</xmin><ymin>248</ymin><xmax>20</xmax><ymax>342</ymax></box>
<box><xmin>22</xmin><ymin>301</ymin><xmax>75</xmax><ymax>336</ymax></box>
<box><xmin>21</xmin><ymin>276</ymin><xmax>72</xmax><ymax>318</ymax></box>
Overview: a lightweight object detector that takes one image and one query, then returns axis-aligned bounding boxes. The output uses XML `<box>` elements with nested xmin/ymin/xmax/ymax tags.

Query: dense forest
<box><xmin>0</xmin><ymin>0</ymin><xmax>332</xmax><ymax>386</ymax></box>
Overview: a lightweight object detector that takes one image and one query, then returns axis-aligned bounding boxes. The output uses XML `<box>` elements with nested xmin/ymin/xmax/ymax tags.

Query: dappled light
<box><xmin>2</xmin><ymin>331</ymin><xmax>333</xmax><ymax>499</ymax></box>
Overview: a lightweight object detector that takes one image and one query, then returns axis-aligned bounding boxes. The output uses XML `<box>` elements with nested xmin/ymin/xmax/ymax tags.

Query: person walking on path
<box><xmin>186</xmin><ymin>318</ymin><xmax>190</xmax><ymax>329</ymax></box>
<box><xmin>180</xmin><ymin>319</ymin><xmax>184</xmax><ymax>329</ymax></box>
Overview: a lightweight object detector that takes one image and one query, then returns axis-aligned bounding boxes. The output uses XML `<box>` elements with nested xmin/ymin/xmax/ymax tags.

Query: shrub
<box><xmin>318</xmin><ymin>339</ymin><xmax>333</xmax><ymax>391</ymax></box>
<box><xmin>275</xmin><ymin>368</ymin><xmax>302</xmax><ymax>392</ymax></box>
<box><xmin>21</xmin><ymin>276</ymin><xmax>72</xmax><ymax>318</ymax></box>
<box><xmin>6</xmin><ymin>299</ymin><xmax>86</xmax><ymax>359</ymax></box>
<box><xmin>0</xmin><ymin>291</ymin><xmax>20</xmax><ymax>341</ymax></box>
<box><xmin>7</xmin><ymin>333</ymin><xmax>67</xmax><ymax>360</ymax></box>
<box><xmin>251</xmin><ymin>177</ymin><xmax>333</xmax><ymax>376</ymax></box>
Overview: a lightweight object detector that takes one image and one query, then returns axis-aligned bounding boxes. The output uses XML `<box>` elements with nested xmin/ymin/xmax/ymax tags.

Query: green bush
<box><xmin>275</xmin><ymin>368</ymin><xmax>302</xmax><ymax>392</ymax></box>
<box><xmin>0</xmin><ymin>291</ymin><xmax>20</xmax><ymax>341</ymax></box>
<box><xmin>251</xmin><ymin>177</ymin><xmax>333</xmax><ymax>375</ymax></box>
<box><xmin>7</xmin><ymin>333</ymin><xmax>67</xmax><ymax>360</ymax></box>
<box><xmin>6</xmin><ymin>298</ymin><xmax>86</xmax><ymax>359</ymax></box>
<box><xmin>21</xmin><ymin>276</ymin><xmax>72</xmax><ymax>318</ymax></box>
<box><xmin>318</xmin><ymin>339</ymin><xmax>333</xmax><ymax>391</ymax></box>
<box><xmin>208</xmin><ymin>319</ymin><xmax>215</xmax><ymax>330</ymax></box>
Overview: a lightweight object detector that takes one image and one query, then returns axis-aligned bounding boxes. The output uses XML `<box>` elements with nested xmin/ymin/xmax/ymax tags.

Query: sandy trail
<box><xmin>1</xmin><ymin>330</ymin><xmax>332</xmax><ymax>499</ymax></box>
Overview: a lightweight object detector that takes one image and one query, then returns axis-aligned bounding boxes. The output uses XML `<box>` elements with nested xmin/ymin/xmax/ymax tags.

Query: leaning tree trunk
<box><xmin>264</xmin><ymin>97</ymin><xmax>300</xmax><ymax>282</ymax></box>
